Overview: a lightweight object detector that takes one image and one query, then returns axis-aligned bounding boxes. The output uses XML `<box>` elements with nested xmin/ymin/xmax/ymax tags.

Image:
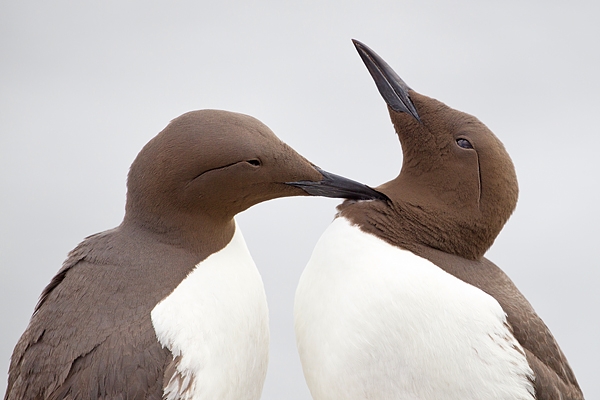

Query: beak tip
<box><xmin>286</xmin><ymin>168</ymin><xmax>389</xmax><ymax>202</ymax></box>
<box><xmin>352</xmin><ymin>39</ymin><xmax>421</xmax><ymax>123</ymax></box>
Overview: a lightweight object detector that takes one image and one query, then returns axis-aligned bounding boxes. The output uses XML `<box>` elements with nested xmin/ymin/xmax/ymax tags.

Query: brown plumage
<box><xmin>5</xmin><ymin>110</ymin><xmax>385</xmax><ymax>399</ymax></box>
<box><xmin>342</xmin><ymin>92</ymin><xmax>518</xmax><ymax>261</ymax></box>
<box><xmin>336</xmin><ymin>40</ymin><xmax>584</xmax><ymax>399</ymax></box>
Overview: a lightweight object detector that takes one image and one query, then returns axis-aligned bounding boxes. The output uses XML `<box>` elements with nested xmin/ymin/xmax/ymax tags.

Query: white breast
<box><xmin>294</xmin><ymin>217</ymin><xmax>534</xmax><ymax>400</ymax></box>
<box><xmin>151</xmin><ymin>221</ymin><xmax>269</xmax><ymax>400</ymax></box>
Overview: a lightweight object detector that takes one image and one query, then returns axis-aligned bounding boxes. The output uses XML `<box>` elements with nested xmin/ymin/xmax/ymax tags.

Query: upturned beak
<box><xmin>352</xmin><ymin>39</ymin><xmax>421</xmax><ymax>122</ymax></box>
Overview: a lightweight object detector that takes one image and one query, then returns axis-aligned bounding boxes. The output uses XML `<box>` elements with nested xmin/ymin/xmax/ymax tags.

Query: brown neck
<box><xmin>122</xmin><ymin>209</ymin><xmax>236</xmax><ymax>258</ymax></box>
<box><xmin>337</xmin><ymin>197</ymin><xmax>492</xmax><ymax>261</ymax></box>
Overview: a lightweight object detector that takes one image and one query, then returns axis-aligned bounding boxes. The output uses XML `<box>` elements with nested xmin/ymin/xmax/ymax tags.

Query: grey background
<box><xmin>1</xmin><ymin>1</ymin><xmax>598</xmax><ymax>398</ymax></box>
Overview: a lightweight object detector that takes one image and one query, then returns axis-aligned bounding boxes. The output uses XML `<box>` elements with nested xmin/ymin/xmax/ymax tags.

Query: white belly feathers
<box><xmin>151</xmin><ymin>221</ymin><xmax>269</xmax><ymax>400</ymax></box>
<box><xmin>294</xmin><ymin>217</ymin><xmax>535</xmax><ymax>400</ymax></box>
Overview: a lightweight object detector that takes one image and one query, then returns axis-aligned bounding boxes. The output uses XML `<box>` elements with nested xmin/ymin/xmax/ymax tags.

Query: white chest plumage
<box><xmin>151</xmin><ymin>221</ymin><xmax>269</xmax><ymax>400</ymax></box>
<box><xmin>294</xmin><ymin>217</ymin><xmax>535</xmax><ymax>400</ymax></box>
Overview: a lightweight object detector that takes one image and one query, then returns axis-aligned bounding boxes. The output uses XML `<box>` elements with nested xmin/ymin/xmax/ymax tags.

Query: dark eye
<box><xmin>456</xmin><ymin>138</ymin><xmax>473</xmax><ymax>149</ymax></box>
<box><xmin>246</xmin><ymin>159</ymin><xmax>261</xmax><ymax>167</ymax></box>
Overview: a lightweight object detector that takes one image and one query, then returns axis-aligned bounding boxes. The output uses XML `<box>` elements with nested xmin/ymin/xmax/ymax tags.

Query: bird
<box><xmin>4</xmin><ymin>109</ymin><xmax>387</xmax><ymax>400</ymax></box>
<box><xmin>294</xmin><ymin>40</ymin><xmax>584</xmax><ymax>400</ymax></box>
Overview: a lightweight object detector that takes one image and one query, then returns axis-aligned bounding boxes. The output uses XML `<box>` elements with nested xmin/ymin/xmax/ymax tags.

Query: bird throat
<box><xmin>337</xmin><ymin>197</ymin><xmax>492</xmax><ymax>261</ymax></box>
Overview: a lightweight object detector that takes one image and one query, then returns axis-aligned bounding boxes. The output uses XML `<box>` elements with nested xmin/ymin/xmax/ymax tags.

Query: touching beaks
<box><xmin>286</xmin><ymin>168</ymin><xmax>389</xmax><ymax>202</ymax></box>
<box><xmin>352</xmin><ymin>39</ymin><xmax>421</xmax><ymax>122</ymax></box>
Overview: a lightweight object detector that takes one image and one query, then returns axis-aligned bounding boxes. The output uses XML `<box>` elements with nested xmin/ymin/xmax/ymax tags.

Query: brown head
<box><xmin>124</xmin><ymin>109</ymin><xmax>386</xmax><ymax>253</ymax></box>
<box><xmin>343</xmin><ymin>41</ymin><xmax>518</xmax><ymax>260</ymax></box>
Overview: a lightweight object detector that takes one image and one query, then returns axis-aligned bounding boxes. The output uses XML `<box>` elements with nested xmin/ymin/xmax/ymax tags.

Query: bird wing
<box><xmin>161</xmin><ymin>355</ymin><xmax>196</xmax><ymax>400</ymax></box>
<box><xmin>419</xmin><ymin>246</ymin><xmax>584</xmax><ymax>400</ymax></box>
<box><xmin>475</xmin><ymin>257</ymin><xmax>584</xmax><ymax>400</ymax></box>
<box><xmin>5</xmin><ymin>232</ymin><xmax>173</xmax><ymax>400</ymax></box>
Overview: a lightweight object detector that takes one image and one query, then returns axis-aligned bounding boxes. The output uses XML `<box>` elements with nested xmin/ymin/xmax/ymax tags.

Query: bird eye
<box><xmin>456</xmin><ymin>138</ymin><xmax>473</xmax><ymax>149</ymax></box>
<box><xmin>246</xmin><ymin>159</ymin><xmax>262</xmax><ymax>167</ymax></box>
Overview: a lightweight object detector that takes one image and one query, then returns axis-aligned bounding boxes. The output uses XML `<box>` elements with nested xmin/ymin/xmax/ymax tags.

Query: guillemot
<box><xmin>294</xmin><ymin>40</ymin><xmax>584</xmax><ymax>400</ymax></box>
<box><xmin>5</xmin><ymin>109</ymin><xmax>386</xmax><ymax>400</ymax></box>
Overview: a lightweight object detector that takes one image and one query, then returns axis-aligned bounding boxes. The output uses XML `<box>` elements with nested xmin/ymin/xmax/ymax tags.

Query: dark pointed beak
<box><xmin>286</xmin><ymin>168</ymin><xmax>389</xmax><ymax>202</ymax></box>
<box><xmin>352</xmin><ymin>39</ymin><xmax>421</xmax><ymax>122</ymax></box>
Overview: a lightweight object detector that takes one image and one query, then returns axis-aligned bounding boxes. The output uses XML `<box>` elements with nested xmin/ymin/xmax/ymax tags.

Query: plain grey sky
<box><xmin>1</xmin><ymin>1</ymin><xmax>598</xmax><ymax>398</ymax></box>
